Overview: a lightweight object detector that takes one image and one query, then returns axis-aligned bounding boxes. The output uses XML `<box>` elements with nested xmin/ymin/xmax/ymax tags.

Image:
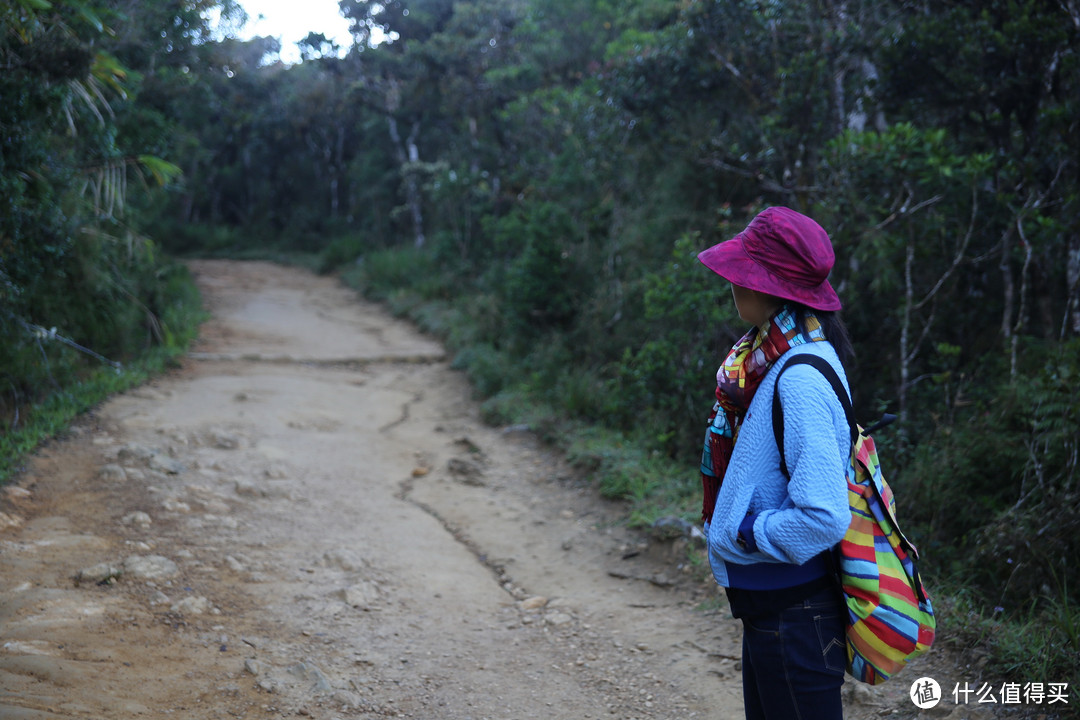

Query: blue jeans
<box><xmin>740</xmin><ymin>585</ymin><xmax>846</xmax><ymax>720</ymax></box>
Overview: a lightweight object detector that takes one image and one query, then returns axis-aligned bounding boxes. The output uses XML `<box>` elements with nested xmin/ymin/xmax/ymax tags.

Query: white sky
<box><xmin>235</xmin><ymin>0</ymin><xmax>354</xmax><ymax>63</ymax></box>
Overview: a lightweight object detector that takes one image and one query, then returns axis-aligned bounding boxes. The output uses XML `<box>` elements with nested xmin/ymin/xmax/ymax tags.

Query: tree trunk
<box><xmin>386</xmin><ymin>116</ymin><xmax>426</xmax><ymax>249</ymax></box>
<box><xmin>331</xmin><ymin>123</ymin><xmax>345</xmax><ymax>218</ymax></box>
<box><xmin>1063</xmin><ymin>234</ymin><xmax>1080</xmax><ymax>339</ymax></box>
<box><xmin>1010</xmin><ymin>230</ymin><xmax>1033</xmax><ymax>378</ymax></box>
<box><xmin>999</xmin><ymin>225</ymin><xmax>1016</xmax><ymax>345</ymax></box>
<box><xmin>899</xmin><ymin>240</ymin><xmax>914</xmax><ymax>425</ymax></box>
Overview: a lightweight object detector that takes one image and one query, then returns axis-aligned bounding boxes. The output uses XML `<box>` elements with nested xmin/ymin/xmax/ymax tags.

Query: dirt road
<box><xmin>0</xmin><ymin>261</ymin><xmax>954</xmax><ymax>719</ymax></box>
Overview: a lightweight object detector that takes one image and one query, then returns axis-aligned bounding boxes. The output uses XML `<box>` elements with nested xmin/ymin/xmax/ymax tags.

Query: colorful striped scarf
<box><xmin>700</xmin><ymin>306</ymin><xmax>826</xmax><ymax>524</ymax></box>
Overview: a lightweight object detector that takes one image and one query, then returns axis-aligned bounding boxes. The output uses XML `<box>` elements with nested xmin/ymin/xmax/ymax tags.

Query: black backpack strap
<box><xmin>771</xmin><ymin>354</ymin><xmax>857</xmax><ymax>479</ymax></box>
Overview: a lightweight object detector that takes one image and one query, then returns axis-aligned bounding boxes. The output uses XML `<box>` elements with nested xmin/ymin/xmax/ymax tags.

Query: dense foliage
<box><xmin>4</xmin><ymin>0</ymin><xmax>1079</xmax><ymax>685</ymax></box>
<box><xmin>0</xmin><ymin>0</ymin><xmax>231</xmax><ymax>473</ymax></box>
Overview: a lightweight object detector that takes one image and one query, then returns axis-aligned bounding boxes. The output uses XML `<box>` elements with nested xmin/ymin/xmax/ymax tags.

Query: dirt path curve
<box><xmin>0</xmin><ymin>260</ymin><xmax>932</xmax><ymax>720</ymax></box>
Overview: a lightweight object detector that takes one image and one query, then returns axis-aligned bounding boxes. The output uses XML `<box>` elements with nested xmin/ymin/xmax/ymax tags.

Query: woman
<box><xmin>697</xmin><ymin>206</ymin><xmax>855</xmax><ymax>720</ymax></box>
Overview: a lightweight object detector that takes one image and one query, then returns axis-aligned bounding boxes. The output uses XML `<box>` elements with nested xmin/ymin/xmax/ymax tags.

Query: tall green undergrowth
<box><xmin>0</xmin><ymin>262</ymin><xmax>204</xmax><ymax>483</ymax></box>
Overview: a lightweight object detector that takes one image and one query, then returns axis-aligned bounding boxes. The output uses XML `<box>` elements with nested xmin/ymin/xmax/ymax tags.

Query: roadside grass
<box><xmin>0</xmin><ymin>264</ymin><xmax>205</xmax><ymax>484</ymax></box>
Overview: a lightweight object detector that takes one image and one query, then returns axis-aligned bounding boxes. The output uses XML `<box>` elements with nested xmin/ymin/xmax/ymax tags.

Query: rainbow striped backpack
<box><xmin>773</xmin><ymin>354</ymin><xmax>936</xmax><ymax>685</ymax></box>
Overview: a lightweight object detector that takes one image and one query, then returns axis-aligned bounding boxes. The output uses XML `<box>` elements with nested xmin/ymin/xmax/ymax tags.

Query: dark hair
<box><xmin>792</xmin><ymin>304</ymin><xmax>855</xmax><ymax>371</ymax></box>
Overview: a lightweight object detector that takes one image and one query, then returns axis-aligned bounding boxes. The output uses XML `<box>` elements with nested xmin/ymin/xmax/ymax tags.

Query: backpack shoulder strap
<box><xmin>772</xmin><ymin>353</ymin><xmax>857</xmax><ymax>479</ymax></box>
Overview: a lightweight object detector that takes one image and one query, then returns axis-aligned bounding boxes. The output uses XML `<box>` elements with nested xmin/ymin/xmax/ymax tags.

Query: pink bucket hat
<box><xmin>697</xmin><ymin>206</ymin><xmax>842</xmax><ymax>311</ymax></box>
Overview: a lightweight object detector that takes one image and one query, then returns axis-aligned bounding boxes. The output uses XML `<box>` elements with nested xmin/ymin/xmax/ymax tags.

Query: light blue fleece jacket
<box><xmin>705</xmin><ymin>341</ymin><xmax>851</xmax><ymax>588</ymax></box>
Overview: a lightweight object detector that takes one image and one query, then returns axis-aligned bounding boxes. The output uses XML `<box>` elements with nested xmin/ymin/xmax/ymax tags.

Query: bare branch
<box><xmin>914</xmin><ymin>184</ymin><xmax>978</xmax><ymax>310</ymax></box>
<box><xmin>865</xmin><ymin>192</ymin><xmax>943</xmax><ymax>235</ymax></box>
<box><xmin>700</xmin><ymin>157</ymin><xmax>818</xmax><ymax>195</ymax></box>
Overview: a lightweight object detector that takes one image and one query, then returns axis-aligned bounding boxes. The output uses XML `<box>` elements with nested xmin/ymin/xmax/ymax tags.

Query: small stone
<box><xmin>447</xmin><ymin>457</ymin><xmax>484</xmax><ymax>485</ymax></box>
<box><xmin>545</xmin><ymin>612</ymin><xmax>573</xmax><ymax>626</ymax></box>
<box><xmin>0</xmin><ymin>512</ymin><xmax>23</xmax><ymax>529</ymax></box>
<box><xmin>337</xmin><ymin>581</ymin><xmax>379</xmax><ymax>609</ymax></box>
<box><xmin>2</xmin><ymin>486</ymin><xmax>31</xmax><ymax>504</ymax></box>
<box><xmin>77</xmin><ymin>562</ymin><xmax>121</xmax><ymax>585</ymax></box>
<box><xmin>333</xmin><ymin>690</ymin><xmax>362</xmax><ymax>709</ymax></box>
<box><xmin>123</xmin><ymin>555</ymin><xmax>179</xmax><ymax>580</ymax></box>
<box><xmin>171</xmin><ymin>595</ymin><xmax>211</xmax><ymax>615</ymax></box>
<box><xmin>224</xmin><ymin>555</ymin><xmax>246</xmax><ymax>572</ymax></box>
<box><xmin>234</xmin><ymin>479</ymin><xmax>260</xmax><ymax>497</ymax></box>
<box><xmin>121</xmin><ymin>512</ymin><xmax>152</xmax><ymax>528</ymax></box>
<box><xmin>321</xmin><ymin>549</ymin><xmax>367</xmax><ymax>572</ymax></box>
<box><xmin>149</xmin><ymin>591</ymin><xmax>171</xmax><ymax>606</ymax></box>
<box><xmin>117</xmin><ymin>444</ymin><xmax>155</xmax><ymax>463</ymax></box>
<box><xmin>100</xmin><ymin>464</ymin><xmax>127</xmax><ymax>482</ymax></box>
<box><xmin>161</xmin><ymin>498</ymin><xmax>192</xmax><ymax>513</ymax></box>
<box><xmin>212</xmin><ymin>431</ymin><xmax>240</xmax><ymax>449</ymax></box>
<box><xmin>149</xmin><ymin>454</ymin><xmax>185</xmax><ymax>475</ymax></box>
<box><xmin>519</xmin><ymin>596</ymin><xmax>548</xmax><ymax>611</ymax></box>
<box><xmin>244</xmin><ymin>658</ymin><xmax>261</xmax><ymax>676</ymax></box>
<box><xmin>264</xmin><ymin>464</ymin><xmax>288</xmax><ymax>479</ymax></box>
<box><xmin>287</xmin><ymin>662</ymin><xmax>332</xmax><ymax>691</ymax></box>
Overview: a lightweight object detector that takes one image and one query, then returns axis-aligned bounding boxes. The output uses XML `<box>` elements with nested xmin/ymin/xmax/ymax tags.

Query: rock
<box><xmin>333</xmin><ymin>690</ymin><xmax>362</xmax><ymax>709</ymax></box>
<box><xmin>234</xmin><ymin>479</ymin><xmax>260</xmax><ymax>497</ymax></box>
<box><xmin>201</xmin><ymin>514</ymin><xmax>239</xmax><ymax>530</ymax></box>
<box><xmin>0</xmin><ymin>512</ymin><xmax>23</xmax><ymax>529</ymax></box>
<box><xmin>121</xmin><ymin>512</ymin><xmax>152</xmax><ymax>528</ymax></box>
<box><xmin>447</xmin><ymin>457</ymin><xmax>481</xmax><ymax>475</ymax></box>
<box><xmin>2</xmin><ymin>486</ymin><xmax>32</xmax><ymax>505</ymax></box>
<box><xmin>262</xmin><ymin>483</ymin><xmax>294</xmax><ymax>500</ymax></box>
<box><xmin>161</xmin><ymin>498</ymin><xmax>191</xmax><ymax>513</ymax></box>
<box><xmin>257</xmin><ymin>678</ymin><xmax>278</xmax><ymax>693</ymax></box>
<box><xmin>149</xmin><ymin>454</ymin><xmax>185</xmax><ymax>475</ymax></box>
<box><xmin>224</xmin><ymin>555</ymin><xmax>246</xmax><ymax>572</ymax></box>
<box><xmin>123</xmin><ymin>555</ymin><xmax>179</xmax><ymax>580</ymax></box>
<box><xmin>117</xmin><ymin>443</ymin><xmax>155</xmax><ymax>463</ymax></box>
<box><xmin>149</xmin><ymin>591</ymin><xmax>171</xmax><ymax>606</ymax></box>
<box><xmin>321</xmin><ymin>549</ymin><xmax>368</xmax><ymax>572</ymax></box>
<box><xmin>264</xmin><ymin>464</ymin><xmax>289</xmax><ymax>479</ymax></box>
<box><xmin>453</xmin><ymin>436</ymin><xmax>482</xmax><ymax>454</ymax></box>
<box><xmin>649</xmin><ymin>516</ymin><xmax>693</xmax><ymax>540</ymax></box>
<box><xmin>447</xmin><ymin>457</ymin><xmax>484</xmax><ymax>485</ymax></box>
<box><xmin>545</xmin><ymin>612</ymin><xmax>573</xmax><ymax>626</ymax></box>
<box><xmin>77</xmin><ymin>562</ymin><xmax>122</xmax><ymax>585</ymax></box>
<box><xmin>287</xmin><ymin>662</ymin><xmax>333</xmax><ymax>692</ymax></box>
<box><xmin>519</xmin><ymin>596</ymin><xmax>548</xmax><ymax>611</ymax></box>
<box><xmin>212</xmin><ymin>431</ymin><xmax>240</xmax><ymax>449</ymax></box>
<box><xmin>244</xmin><ymin>658</ymin><xmax>261</xmax><ymax>676</ymax></box>
<box><xmin>171</xmin><ymin>595</ymin><xmax>211</xmax><ymax>615</ymax></box>
<box><xmin>99</xmin><ymin>464</ymin><xmax>127</xmax><ymax>482</ymax></box>
<box><xmin>336</xmin><ymin>581</ymin><xmax>380</xmax><ymax>609</ymax></box>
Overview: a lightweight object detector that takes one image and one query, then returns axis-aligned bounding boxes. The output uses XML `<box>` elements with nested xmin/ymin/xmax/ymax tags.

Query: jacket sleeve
<box><xmin>748</xmin><ymin>363</ymin><xmax>851</xmax><ymax>565</ymax></box>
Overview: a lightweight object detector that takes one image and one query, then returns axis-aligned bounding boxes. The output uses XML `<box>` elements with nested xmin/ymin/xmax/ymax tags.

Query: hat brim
<box><xmin>698</xmin><ymin>235</ymin><xmax>842</xmax><ymax>312</ymax></box>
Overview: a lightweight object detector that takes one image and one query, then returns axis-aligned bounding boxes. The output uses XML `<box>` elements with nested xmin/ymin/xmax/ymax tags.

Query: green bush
<box><xmin>901</xmin><ymin>340</ymin><xmax>1080</xmax><ymax>617</ymax></box>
